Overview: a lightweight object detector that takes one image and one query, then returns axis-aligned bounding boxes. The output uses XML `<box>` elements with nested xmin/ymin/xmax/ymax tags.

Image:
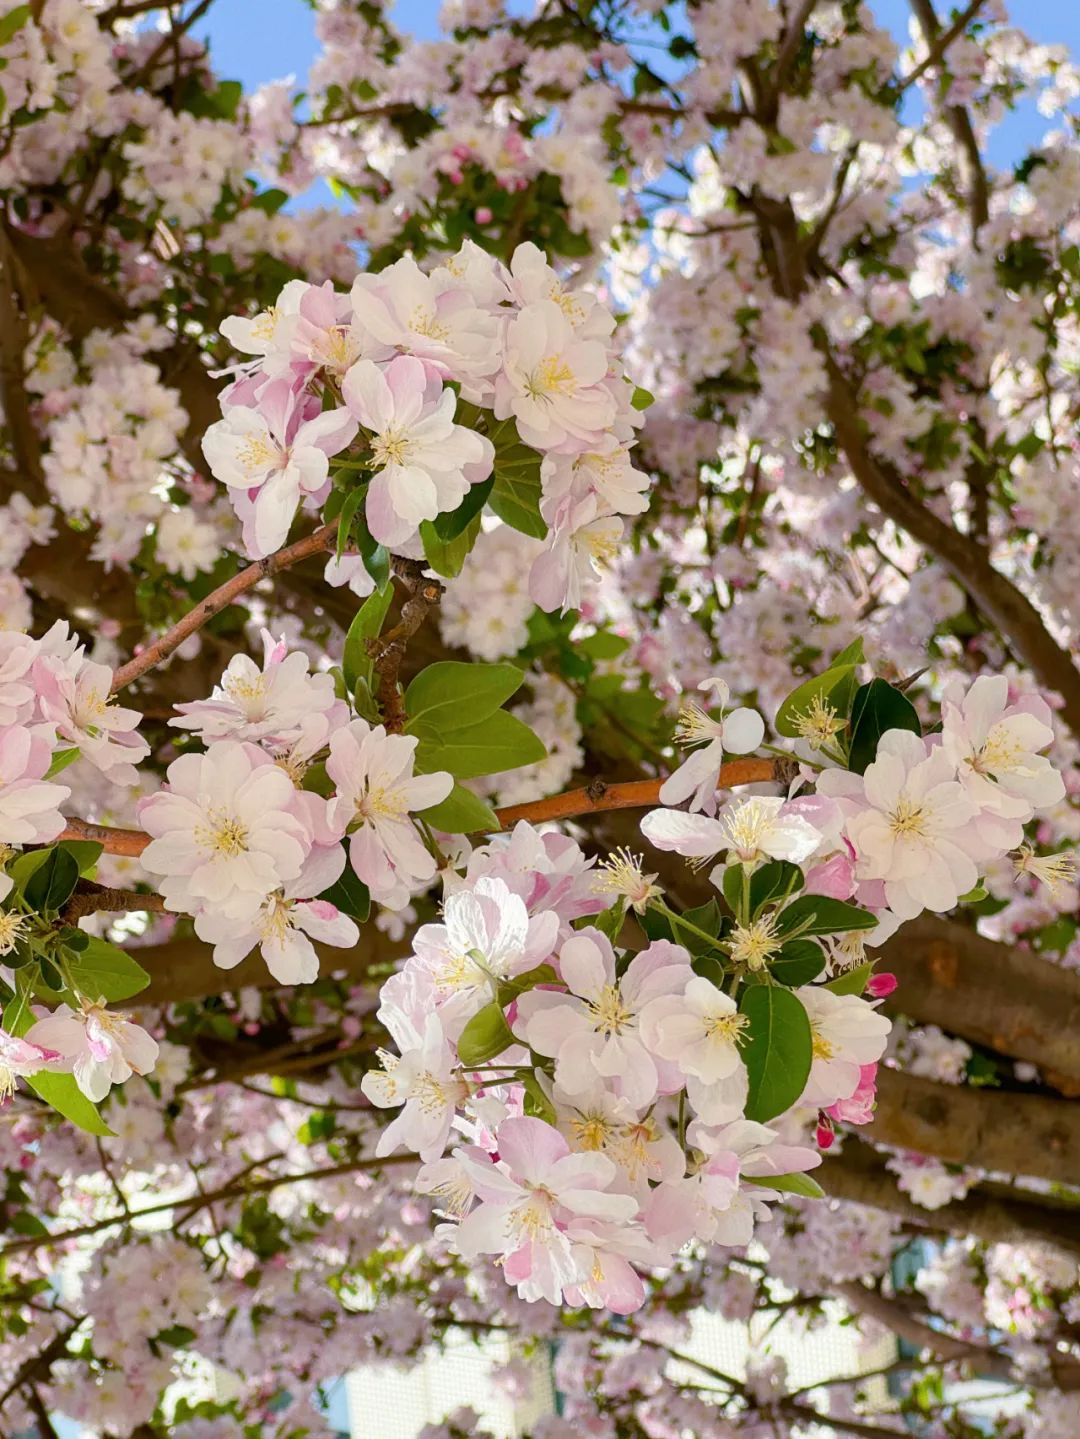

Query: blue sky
<box><xmin>199</xmin><ymin>0</ymin><xmax>1080</xmax><ymax>185</ymax></box>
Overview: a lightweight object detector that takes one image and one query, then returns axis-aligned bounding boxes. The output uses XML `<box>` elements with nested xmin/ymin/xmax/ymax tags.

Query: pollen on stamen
<box><xmin>1014</xmin><ymin>845</ymin><xmax>1078</xmax><ymax>899</ymax></box>
<box><xmin>595</xmin><ymin>848</ymin><xmax>661</xmax><ymax>912</ymax></box>
<box><xmin>792</xmin><ymin>693</ymin><xmax>845</xmax><ymax>750</ymax></box>
<box><xmin>673</xmin><ymin>699</ymin><xmax>725</xmax><ymax>748</ymax></box>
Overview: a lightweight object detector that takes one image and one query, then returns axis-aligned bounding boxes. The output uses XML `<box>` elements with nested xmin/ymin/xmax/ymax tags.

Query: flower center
<box><xmin>0</xmin><ymin>910</ymin><xmax>27</xmax><ymax>956</ymax></box>
<box><xmin>195</xmin><ymin>809</ymin><xmax>250</xmax><ymax>857</ymax></box>
<box><xmin>354</xmin><ymin>784</ymin><xmax>407</xmax><ymax>824</ymax></box>
<box><xmin>889</xmin><ymin>798</ymin><xmax>928</xmax><ymax>838</ymax></box>
<box><xmin>729</xmin><ymin>917</ymin><xmax>781</xmax><ymax>971</ymax></box>
<box><xmin>971</xmin><ymin>725</ymin><xmax>1023</xmax><ymax>776</ymax></box>
<box><xmin>524</xmin><ymin>355</ymin><xmax>576</xmax><ymax>401</ymax></box>
<box><xmin>721</xmin><ymin>800</ymin><xmax>775</xmax><ymax>863</ymax></box>
<box><xmin>571</xmin><ymin>1114</ymin><xmax>612</xmax><ymax>1151</ymax></box>
<box><xmin>793</xmin><ymin>694</ymin><xmax>844</xmax><ymax>750</ymax></box>
<box><xmin>250</xmin><ymin>306</ymin><xmax>279</xmax><ymax>342</ymax></box>
<box><xmin>811</xmin><ymin>1027</ymin><xmax>836</xmax><ymax>1061</ymax></box>
<box><xmin>372</xmin><ymin>427</ymin><xmax>412</xmax><ymax>468</ymax></box>
<box><xmin>674</xmin><ymin>700</ymin><xmax>725</xmax><ymax>748</ymax></box>
<box><xmin>587</xmin><ymin>984</ymin><xmax>632</xmax><ymax>1036</ymax></box>
<box><xmin>258</xmin><ymin>895</ymin><xmax>293</xmax><ymax>945</ymax></box>
<box><xmin>408</xmin><ymin>306</ymin><xmax>450</xmax><ymax>343</ymax></box>
<box><xmin>222</xmin><ymin>673</ymin><xmax>269</xmax><ymax>714</ymax></box>
<box><xmin>237</xmin><ymin>434</ymin><xmax>280</xmax><ymax>474</ymax></box>
<box><xmin>705</xmin><ymin>1010</ymin><xmax>749</xmax><ymax>1044</ymax></box>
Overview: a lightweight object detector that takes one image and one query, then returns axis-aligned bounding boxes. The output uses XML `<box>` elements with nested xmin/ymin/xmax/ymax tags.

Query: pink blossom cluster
<box><xmin>134</xmin><ymin>630</ymin><xmax>453</xmax><ymax>981</ymax></box>
<box><xmin>203</xmin><ymin>241</ymin><xmax>648</xmax><ymax>613</ymax></box>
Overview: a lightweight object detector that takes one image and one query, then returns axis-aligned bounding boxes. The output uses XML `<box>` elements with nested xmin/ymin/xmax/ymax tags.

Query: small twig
<box><xmin>900</xmin><ymin>0</ymin><xmax>988</xmax><ymax>92</ymax></box>
<box><xmin>112</xmin><ymin>522</ymin><xmax>339</xmax><ymax>692</ymax></box>
<box><xmin>368</xmin><ymin>558</ymin><xmax>445</xmax><ymax>733</ymax></box>
<box><xmin>60</xmin><ymin>881</ymin><xmax>167</xmax><ymax>924</ymax></box>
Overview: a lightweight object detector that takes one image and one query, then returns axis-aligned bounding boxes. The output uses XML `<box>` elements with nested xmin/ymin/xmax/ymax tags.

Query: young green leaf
<box><xmin>414</xmin><ymin>710</ymin><xmax>547</xmax><ymax>779</ymax></box>
<box><xmin>457</xmin><ymin>1002</ymin><xmax>515</xmax><ymax>1066</ymax></box>
<box><xmin>22</xmin><ymin>847</ymin><xmax>80</xmax><ymax>913</ymax></box>
<box><xmin>774</xmin><ymin>894</ymin><xmax>879</xmax><ymax>939</ymax></box>
<box><xmin>768</xmin><ymin>938</ymin><xmax>826</xmax><ymax>987</ymax></box>
<box><xmin>67</xmin><ymin>938</ymin><xmax>151</xmax><ymax>1003</ymax></box>
<box><xmin>404</xmin><ymin>661</ymin><xmax>525</xmax><ymax>734</ymax></box>
<box><xmin>417</xmin><ymin>782</ymin><xmax>500</xmax><ymax>835</ymax></box>
<box><xmin>745</xmin><ymin>1170</ymin><xmax>825</xmax><ymax>1199</ymax></box>
<box><xmin>342</xmin><ymin>583</ymin><xmax>394</xmax><ymax>693</ymax></box>
<box><xmin>847</xmin><ymin>678</ymin><xmax>921</xmax><ymax>775</ymax></box>
<box><xmin>738</xmin><ymin>985</ymin><xmax>813</xmax><ymax>1123</ymax></box>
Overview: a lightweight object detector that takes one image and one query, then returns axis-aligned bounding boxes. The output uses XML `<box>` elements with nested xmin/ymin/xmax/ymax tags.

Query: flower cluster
<box><xmin>203</xmin><ymin>241</ymin><xmax>647</xmax><ymax>612</ymax></box>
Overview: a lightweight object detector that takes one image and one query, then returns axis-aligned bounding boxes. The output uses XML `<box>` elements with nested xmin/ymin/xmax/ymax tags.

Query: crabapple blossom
<box><xmin>0</xmin><ymin>725</ymin><xmax>71</xmax><ymax>845</ymax></box>
<box><xmin>640</xmin><ymin>794</ymin><xmax>823</xmax><ymax>870</ymax></box>
<box><xmin>341</xmin><ymin>354</ymin><xmax>494</xmax><ymax>547</ymax></box>
<box><xmin>513</xmin><ymin>931</ymin><xmax>689</xmax><ymax>1108</ymax></box>
<box><xmin>494</xmin><ymin>300</ymin><xmax>616</xmax><ymax>452</ymax></box>
<box><xmin>0</xmin><ymin>1024</ymin><xmax>59</xmax><ymax>1104</ymax></box>
<box><xmin>26</xmin><ymin>1002</ymin><xmax>158</xmax><ymax>1103</ymax></box>
<box><xmin>797</xmin><ymin>987</ymin><xmax>892</xmax><ymax>1109</ymax></box>
<box><xmin>137</xmin><ymin>740</ymin><xmax>312</xmax><ymax>917</ymax></box>
<box><xmin>325</xmin><ymin>718</ymin><xmax>453</xmax><ymax>910</ymax></box>
<box><xmin>640</xmin><ymin>976</ymin><xmax>750</xmax><ymax>1124</ymax></box>
<box><xmin>659</xmin><ymin>677</ymin><xmax>766</xmax><ymax>813</ymax></box>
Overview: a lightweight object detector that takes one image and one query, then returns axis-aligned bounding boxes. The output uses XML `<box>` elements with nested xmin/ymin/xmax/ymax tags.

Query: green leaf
<box><xmin>497</xmin><ymin>964</ymin><xmax>558</xmax><ymax>1004</ymax></box>
<box><xmin>738</xmin><ymin>985</ymin><xmax>813</xmax><ymax>1123</ymax></box>
<box><xmin>745</xmin><ymin>1170</ymin><xmax>825</xmax><ymax>1199</ymax></box>
<box><xmin>342</xmin><ymin>583</ymin><xmax>393</xmax><ymax>693</ymax></box>
<box><xmin>721</xmin><ymin>863</ymin><xmax>746</xmax><ymax>917</ymax></box>
<box><xmin>155</xmin><ymin>1324</ymin><xmax>197</xmax><ymax>1349</ymax></box>
<box><xmin>22</xmin><ymin>847</ymin><xmax>80</xmax><ymax>912</ymax></box>
<box><xmin>405</xmin><ymin>661</ymin><xmax>525</xmax><ymax>734</ymax></box>
<box><xmin>318</xmin><ymin>863</ymin><xmax>370</xmax><ymax>924</ymax></box>
<box><xmin>847</xmin><ymin>678</ymin><xmax>921</xmax><ymax>775</ymax></box>
<box><xmin>432</xmin><ymin>477</ymin><xmax>494</xmax><ymax>539</ymax></box>
<box><xmin>420</xmin><ymin>513</ymin><xmax>480</xmax><ymax>578</ymax></box>
<box><xmin>418</xmin><ymin>783</ymin><xmax>499</xmax><ymax>835</ymax></box>
<box><xmin>630</xmin><ymin>385</ymin><xmax>655</xmax><ymax>411</ymax></box>
<box><xmin>457</xmin><ymin>1002</ymin><xmax>515</xmax><ymax>1066</ymax></box>
<box><xmin>335</xmin><ymin>487</ymin><xmax>366</xmax><ymax>561</ymax></box>
<box><xmin>0</xmin><ymin>6</ymin><xmax>31</xmax><ymax>46</ymax></box>
<box><xmin>749</xmin><ymin>861</ymin><xmax>804</xmax><ymax>917</ymax></box>
<box><xmin>830</xmin><ymin>638</ymin><xmax>865</xmax><ymax>667</ymax></box>
<box><xmin>775</xmin><ymin>664</ymin><xmax>858</xmax><ymax>740</ymax></box>
<box><xmin>774</xmin><ymin>894</ymin><xmax>879</xmax><ymax>939</ymax></box>
<box><xmin>45</xmin><ymin>747</ymin><xmax>80</xmax><ymax>779</ymax></box>
<box><xmin>522</xmin><ymin>1073</ymin><xmax>556</xmax><ymax>1124</ymax></box>
<box><xmin>768</xmin><ymin>938</ymin><xmax>826</xmax><ymax>987</ymax></box>
<box><xmin>579</xmin><ymin>631</ymin><xmax>631</xmax><ymax>661</ymax></box>
<box><xmin>592</xmin><ymin>896</ymin><xmax>627</xmax><ymax>944</ymax></box>
<box><xmin>67</xmin><ymin>938</ymin><xmax>150</xmax><ymax>1003</ymax></box>
<box><xmin>415</xmin><ymin>710</ymin><xmax>546</xmax><ymax>780</ymax></box>
<box><xmin>825</xmin><ymin>962</ymin><xmax>874</xmax><ymax>996</ymax></box>
<box><xmin>57</xmin><ymin>840</ymin><xmax>103</xmax><ymax>876</ymax></box>
<box><xmin>486</xmin><ymin>417</ymin><xmax>546</xmax><ymax>538</ymax></box>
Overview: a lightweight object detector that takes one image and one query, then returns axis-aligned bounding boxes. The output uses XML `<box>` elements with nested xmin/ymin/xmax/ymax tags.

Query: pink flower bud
<box><xmin>475</xmin><ymin>207</ymin><xmax>493</xmax><ymax>224</ymax></box>
<box><xmin>815</xmin><ymin>1121</ymin><xmax>835</xmax><ymax>1150</ymax></box>
<box><xmin>867</xmin><ymin>972</ymin><xmax>898</xmax><ymax>998</ymax></box>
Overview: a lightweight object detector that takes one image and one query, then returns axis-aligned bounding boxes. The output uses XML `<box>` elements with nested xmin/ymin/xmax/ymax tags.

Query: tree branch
<box><xmin>111</xmin><ymin>522</ymin><xmax>339</xmax><ymax>692</ymax></box>
<box><xmin>909</xmin><ymin>0</ymin><xmax>990</xmax><ymax>235</ymax></box>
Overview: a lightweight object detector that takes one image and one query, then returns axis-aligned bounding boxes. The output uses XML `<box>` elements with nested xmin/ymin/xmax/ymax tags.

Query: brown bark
<box><xmin>879</xmin><ymin>916</ymin><xmax>1080</xmax><ymax>1088</ymax></box>
<box><xmin>822</xmin><ymin>1142</ymin><xmax>1080</xmax><ymax>1254</ymax></box>
<box><xmin>870</xmin><ymin>1066</ymin><xmax>1080</xmax><ymax>1185</ymax></box>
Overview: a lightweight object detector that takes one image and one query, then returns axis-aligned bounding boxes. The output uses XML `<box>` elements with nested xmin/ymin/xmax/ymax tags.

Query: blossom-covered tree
<box><xmin>0</xmin><ymin>1</ymin><xmax>1078</xmax><ymax>1436</ymax></box>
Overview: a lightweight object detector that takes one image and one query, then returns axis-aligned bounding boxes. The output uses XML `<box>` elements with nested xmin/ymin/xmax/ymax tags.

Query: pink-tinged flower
<box><xmin>0</xmin><ymin>630</ymin><xmax>38</xmax><ymax>726</ymax></box>
<box><xmin>513</xmin><ymin>931</ymin><xmax>690</xmax><ymax>1109</ymax></box>
<box><xmin>342</xmin><ymin>355</ymin><xmax>493</xmax><ymax>547</ymax></box>
<box><xmin>27</xmin><ymin>1002</ymin><xmax>159</xmax><ymax>1103</ymax></box>
<box><xmin>563</xmin><ymin>1219</ymin><xmax>654</xmax><ymax>1315</ymax></box>
<box><xmin>290</xmin><ymin>279</ymin><xmax>374</xmax><ymax>377</ymax></box>
<box><xmin>682</xmin><ymin>1119</ymin><xmax>823</xmax><ymax>1245</ymax></box>
<box><xmin>528</xmin><ymin>494</ymin><xmax>623</xmax><ymax>614</ymax></box>
<box><xmin>361</xmin><ymin>968</ymin><xmax>468</xmax><ymax>1162</ymax></box>
<box><xmin>507</xmin><ymin>243</ymin><xmax>614</xmax><ymax>342</ymax></box>
<box><xmin>325</xmin><ymin>719</ymin><xmax>452</xmax><ymax>911</ymax></box>
<box><xmin>350</xmin><ymin>256</ymin><xmax>502</xmax><ymax>399</ymax></box>
<box><xmin>202</xmin><ymin>379</ymin><xmax>358</xmax><ymax>557</ymax></box>
<box><xmin>552</xmin><ymin>1079</ymin><xmax>684</xmax><ymax>1194</ymax></box>
<box><xmin>137</xmin><ymin>741</ymin><xmax>311</xmax><ymax>917</ymax></box>
<box><xmin>220</xmin><ymin>278</ymin><xmax>308</xmax><ymax>363</ymax></box>
<box><xmin>494</xmin><ymin>300</ymin><xmax>616</xmax><ymax>452</ymax></box>
<box><xmin>825</xmin><ymin>1061</ymin><xmax>878</xmax><ymax>1127</ymax></box>
<box><xmin>659</xmin><ymin>679</ymin><xmax>765</xmax><ymax>814</ymax></box>
<box><xmin>803</xmin><ymin>852</ymin><xmax>856</xmax><ymax>899</ymax></box>
<box><xmin>410</xmin><ymin>876</ymin><xmax>559</xmax><ymax>1040</ymax></box>
<box><xmin>34</xmin><ymin>652</ymin><xmax>148</xmax><ymax>785</ymax></box>
<box><xmin>796</xmin><ymin>987</ymin><xmax>891</xmax><ymax>1109</ymax></box>
<box><xmin>941</xmin><ymin>674</ymin><xmax>1064</xmax><ymax>847</ymax></box>
<box><xmin>640</xmin><ymin>795</ymin><xmax>822</xmax><ymax>870</ymax></box>
<box><xmin>0</xmin><ymin>1023</ymin><xmax>60</xmax><ymax>1104</ymax></box>
<box><xmin>171</xmin><ymin>629</ymin><xmax>344</xmax><ymax>747</ymax></box>
<box><xmin>452</xmin><ymin>1115</ymin><xmax>639</xmax><ymax>1306</ymax></box>
<box><xmin>819</xmin><ymin>729</ymin><xmax>982</xmax><ymax>920</ymax></box>
<box><xmin>194</xmin><ymin>846</ymin><xmax>359</xmax><ymax>985</ymax></box>
<box><xmin>640</xmin><ymin>976</ymin><xmax>749</xmax><ymax>1124</ymax></box>
<box><xmin>0</xmin><ymin>725</ymin><xmax>71</xmax><ymax>845</ymax></box>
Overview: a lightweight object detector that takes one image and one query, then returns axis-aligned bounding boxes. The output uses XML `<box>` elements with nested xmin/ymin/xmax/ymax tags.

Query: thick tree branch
<box><xmin>870</xmin><ymin>1066</ymin><xmax>1080</xmax><ymax>1186</ymax></box>
<box><xmin>822</xmin><ymin>1141</ymin><xmax>1080</xmax><ymax>1254</ymax></box>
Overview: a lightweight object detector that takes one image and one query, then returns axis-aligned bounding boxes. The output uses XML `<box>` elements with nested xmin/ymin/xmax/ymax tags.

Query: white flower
<box><xmin>641</xmin><ymin>977</ymin><xmax>750</xmax><ymax>1124</ymax></box>
<box><xmin>821</xmin><ymin>729</ymin><xmax>983</xmax><ymax>920</ymax></box>
<box><xmin>35</xmin><ymin>652</ymin><xmax>149</xmax><ymax>785</ymax></box>
<box><xmin>410</xmin><ymin>875</ymin><xmax>559</xmax><ymax>1040</ymax></box>
<box><xmin>513</xmin><ymin>931</ymin><xmax>690</xmax><ymax>1109</ymax></box>
<box><xmin>155</xmin><ymin>507</ymin><xmax>220</xmax><ymax>580</ymax></box>
<box><xmin>195</xmin><ymin>847</ymin><xmax>359</xmax><ymax>985</ymax></box>
<box><xmin>0</xmin><ymin>725</ymin><xmax>71</xmax><ymax>845</ymax></box>
<box><xmin>137</xmin><ymin>741</ymin><xmax>311</xmax><ymax>917</ymax></box>
<box><xmin>27</xmin><ymin>1002</ymin><xmax>159</xmax><ymax>1103</ymax></box>
<box><xmin>342</xmin><ymin>354</ymin><xmax>493</xmax><ymax>548</ymax></box>
<box><xmin>495</xmin><ymin>300</ymin><xmax>616</xmax><ymax>452</ymax></box>
<box><xmin>797</xmin><ymin>986</ymin><xmax>891</xmax><ymax>1108</ymax></box>
<box><xmin>325</xmin><ymin>718</ymin><xmax>452</xmax><ymax>911</ymax></box>
<box><xmin>171</xmin><ymin>630</ymin><xmax>343</xmax><ymax>747</ymax></box>
<box><xmin>659</xmin><ymin>678</ymin><xmax>765</xmax><ymax>814</ymax></box>
<box><xmin>641</xmin><ymin>795</ymin><xmax>822</xmax><ymax>870</ymax></box>
<box><xmin>941</xmin><ymin>674</ymin><xmax>1064</xmax><ymax>847</ymax></box>
<box><xmin>361</xmin><ymin>968</ymin><xmax>468</xmax><ymax>1162</ymax></box>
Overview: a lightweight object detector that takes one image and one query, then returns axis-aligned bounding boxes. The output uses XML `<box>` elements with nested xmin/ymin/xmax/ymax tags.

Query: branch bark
<box><xmin>870</xmin><ymin>1066</ymin><xmax>1080</xmax><ymax>1185</ymax></box>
